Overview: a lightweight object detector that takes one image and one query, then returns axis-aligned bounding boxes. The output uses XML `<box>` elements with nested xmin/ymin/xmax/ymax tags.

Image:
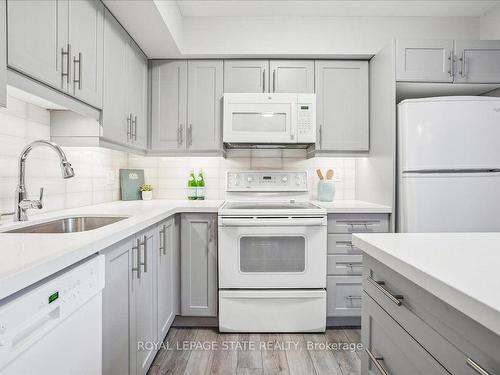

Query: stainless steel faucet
<box><xmin>14</xmin><ymin>140</ymin><xmax>75</xmax><ymax>222</ymax></box>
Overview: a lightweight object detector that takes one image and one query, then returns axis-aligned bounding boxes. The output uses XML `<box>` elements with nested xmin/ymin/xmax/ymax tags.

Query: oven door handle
<box><xmin>219</xmin><ymin>217</ymin><xmax>326</xmax><ymax>227</ymax></box>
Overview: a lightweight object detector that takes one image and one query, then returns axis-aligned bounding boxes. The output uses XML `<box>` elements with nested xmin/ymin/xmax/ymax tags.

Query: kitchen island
<box><xmin>353</xmin><ymin>233</ymin><xmax>500</xmax><ymax>375</ymax></box>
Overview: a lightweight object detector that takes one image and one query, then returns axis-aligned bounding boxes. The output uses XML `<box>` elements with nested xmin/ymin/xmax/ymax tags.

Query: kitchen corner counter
<box><xmin>0</xmin><ymin>200</ymin><xmax>223</xmax><ymax>301</ymax></box>
<box><xmin>352</xmin><ymin>232</ymin><xmax>500</xmax><ymax>336</ymax></box>
<box><xmin>313</xmin><ymin>200</ymin><xmax>392</xmax><ymax>213</ymax></box>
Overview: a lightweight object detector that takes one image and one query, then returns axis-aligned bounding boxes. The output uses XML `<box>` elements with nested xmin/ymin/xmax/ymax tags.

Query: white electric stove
<box><xmin>218</xmin><ymin>171</ymin><xmax>327</xmax><ymax>333</ymax></box>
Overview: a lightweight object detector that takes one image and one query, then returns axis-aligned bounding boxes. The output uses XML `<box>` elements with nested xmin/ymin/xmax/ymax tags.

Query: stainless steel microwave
<box><xmin>223</xmin><ymin>93</ymin><xmax>316</xmax><ymax>146</ymax></box>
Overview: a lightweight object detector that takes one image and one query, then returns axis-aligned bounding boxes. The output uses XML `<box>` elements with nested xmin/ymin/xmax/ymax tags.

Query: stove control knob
<box><xmin>282</xmin><ymin>176</ymin><xmax>288</xmax><ymax>183</ymax></box>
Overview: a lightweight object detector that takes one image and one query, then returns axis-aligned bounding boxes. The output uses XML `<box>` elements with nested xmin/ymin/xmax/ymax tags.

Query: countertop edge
<box><xmin>352</xmin><ymin>235</ymin><xmax>500</xmax><ymax>337</ymax></box>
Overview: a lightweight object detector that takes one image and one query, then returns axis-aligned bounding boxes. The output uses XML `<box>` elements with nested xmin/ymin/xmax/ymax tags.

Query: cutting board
<box><xmin>119</xmin><ymin>169</ymin><xmax>145</xmax><ymax>201</ymax></box>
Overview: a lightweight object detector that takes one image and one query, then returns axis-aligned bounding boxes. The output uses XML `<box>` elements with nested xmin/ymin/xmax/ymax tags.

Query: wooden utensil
<box><xmin>316</xmin><ymin>169</ymin><xmax>324</xmax><ymax>180</ymax></box>
<box><xmin>326</xmin><ymin>169</ymin><xmax>334</xmax><ymax>180</ymax></box>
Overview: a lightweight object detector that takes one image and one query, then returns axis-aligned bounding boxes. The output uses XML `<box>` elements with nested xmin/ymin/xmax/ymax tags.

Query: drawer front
<box><xmin>364</xmin><ymin>254</ymin><xmax>500</xmax><ymax>375</ymax></box>
<box><xmin>327</xmin><ymin>254</ymin><xmax>363</xmax><ymax>276</ymax></box>
<box><xmin>327</xmin><ymin>233</ymin><xmax>362</xmax><ymax>255</ymax></box>
<box><xmin>327</xmin><ymin>276</ymin><xmax>362</xmax><ymax>317</ymax></box>
<box><xmin>328</xmin><ymin>213</ymin><xmax>389</xmax><ymax>234</ymax></box>
<box><xmin>362</xmin><ymin>291</ymin><xmax>450</xmax><ymax>375</ymax></box>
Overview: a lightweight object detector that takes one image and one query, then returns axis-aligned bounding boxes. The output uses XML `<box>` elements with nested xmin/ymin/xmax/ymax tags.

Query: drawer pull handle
<box><xmin>346</xmin><ymin>295</ymin><xmax>362</xmax><ymax>300</ymax></box>
<box><xmin>366</xmin><ymin>348</ymin><xmax>390</xmax><ymax>375</ymax></box>
<box><xmin>368</xmin><ymin>277</ymin><xmax>404</xmax><ymax>306</ymax></box>
<box><xmin>466</xmin><ymin>358</ymin><xmax>492</xmax><ymax>375</ymax></box>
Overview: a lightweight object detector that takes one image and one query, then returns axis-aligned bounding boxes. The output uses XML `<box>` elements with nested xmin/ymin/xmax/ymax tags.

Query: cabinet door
<box><xmin>101</xmin><ymin>240</ymin><xmax>135</xmax><ymax>375</ymax></box>
<box><xmin>181</xmin><ymin>214</ymin><xmax>217</xmax><ymax>316</ymax></box>
<box><xmin>223</xmin><ymin>60</ymin><xmax>268</xmax><ymax>93</ymax></box>
<box><xmin>67</xmin><ymin>0</ymin><xmax>103</xmax><ymax>108</ymax></box>
<box><xmin>454</xmin><ymin>40</ymin><xmax>500</xmax><ymax>83</ymax></box>
<box><xmin>157</xmin><ymin>219</ymin><xmax>175</xmax><ymax>341</ymax></box>
<box><xmin>269</xmin><ymin>60</ymin><xmax>314</xmax><ymax>93</ymax></box>
<box><xmin>396</xmin><ymin>40</ymin><xmax>454</xmax><ymax>82</ymax></box>
<box><xmin>127</xmin><ymin>40</ymin><xmax>148</xmax><ymax>149</ymax></box>
<box><xmin>101</xmin><ymin>9</ymin><xmax>128</xmax><ymax>144</ymax></box>
<box><xmin>134</xmin><ymin>229</ymin><xmax>157</xmax><ymax>375</ymax></box>
<box><xmin>150</xmin><ymin>60</ymin><xmax>187</xmax><ymax>151</ymax></box>
<box><xmin>187</xmin><ymin>60</ymin><xmax>223</xmax><ymax>151</ymax></box>
<box><xmin>315</xmin><ymin>60</ymin><xmax>369</xmax><ymax>151</ymax></box>
<box><xmin>0</xmin><ymin>0</ymin><xmax>6</xmax><ymax>108</ymax></box>
<box><xmin>7</xmin><ymin>0</ymin><xmax>68</xmax><ymax>91</ymax></box>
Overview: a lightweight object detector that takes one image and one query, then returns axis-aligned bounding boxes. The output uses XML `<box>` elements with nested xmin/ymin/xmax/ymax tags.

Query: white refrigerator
<box><xmin>397</xmin><ymin>96</ymin><xmax>500</xmax><ymax>232</ymax></box>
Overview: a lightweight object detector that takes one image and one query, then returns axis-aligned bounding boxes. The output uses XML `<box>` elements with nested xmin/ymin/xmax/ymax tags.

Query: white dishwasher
<box><xmin>0</xmin><ymin>255</ymin><xmax>105</xmax><ymax>375</ymax></box>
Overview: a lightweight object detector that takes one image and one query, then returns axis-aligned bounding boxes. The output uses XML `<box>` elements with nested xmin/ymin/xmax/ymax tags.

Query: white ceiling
<box><xmin>176</xmin><ymin>0</ymin><xmax>500</xmax><ymax>18</ymax></box>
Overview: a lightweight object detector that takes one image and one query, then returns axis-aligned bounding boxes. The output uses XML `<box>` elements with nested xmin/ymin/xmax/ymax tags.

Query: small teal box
<box><xmin>318</xmin><ymin>181</ymin><xmax>335</xmax><ymax>202</ymax></box>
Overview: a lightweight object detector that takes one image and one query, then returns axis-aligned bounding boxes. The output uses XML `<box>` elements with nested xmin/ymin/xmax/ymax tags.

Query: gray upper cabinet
<box><xmin>224</xmin><ymin>60</ymin><xmax>268</xmax><ymax>93</ymax></box>
<box><xmin>454</xmin><ymin>40</ymin><xmax>500</xmax><ymax>83</ymax></box>
<box><xmin>101</xmin><ymin>8</ymin><xmax>147</xmax><ymax>150</ymax></box>
<box><xmin>7</xmin><ymin>0</ymin><xmax>103</xmax><ymax>108</ymax></box>
<box><xmin>7</xmin><ymin>0</ymin><xmax>68</xmax><ymax>91</ymax></box>
<box><xmin>181</xmin><ymin>213</ymin><xmax>217</xmax><ymax>317</ymax></box>
<box><xmin>150</xmin><ymin>60</ymin><xmax>187</xmax><ymax>151</ymax></box>
<box><xmin>67</xmin><ymin>0</ymin><xmax>104</xmax><ymax>108</ymax></box>
<box><xmin>396</xmin><ymin>40</ymin><xmax>454</xmax><ymax>83</ymax></box>
<box><xmin>315</xmin><ymin>60</ymin><xmax>369</xmax><ymax>151</ymax></box>
<box><xmin>187</xmin><ymin>60</ymin><xmax>223</xmax><ymax>151</ymax></box>
<box><xmin>269</xmin><ymin>60</ymin><xmax>314</xmax><ymax>93</ymax></box>
<box><xmin>0</xmin><ymin>0</ymin><xmax>6</xmax><ymax>108</ymax></box>
<box><xmin>102</xmin><ymin>8</ymin><xmax>128</xmax><ymax>144</ymax></box>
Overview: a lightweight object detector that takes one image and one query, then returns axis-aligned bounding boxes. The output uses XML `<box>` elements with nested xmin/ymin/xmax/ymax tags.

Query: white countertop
<box><xmin>352</xmin><ymin>233</ymin><xmax>500</xmax><ymax>336</ymax></box>
<box><xmin>0</xmin><ymin>200</ymin><xmax>223</xmax><ymax>301</ymax></box>
<box><xmin>313</xmin><ymin>200</ymin><xmax>392</xmax><ymax>213</ymax></box>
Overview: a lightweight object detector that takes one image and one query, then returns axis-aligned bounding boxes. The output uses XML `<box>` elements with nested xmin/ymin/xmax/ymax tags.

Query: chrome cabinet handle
<box><xmin>159</xmin><ymin>225</ymin><xmax>166</xmax><ymax>255</ymax></box>
<box><xmin>177</xmin><ymin>124</ymin><xmax>184</xmax><ymax>145</ymax></box>
<box><xmin>61</xmin><ymin>44</ymin><xmax>71</xmax><ymax>84</ymax></box>
<box><xmin>132</xmin><ymin>238</ymin><xmax>141</xmax><ymax>279</ymax></box>
<box><xmin>207</xmin><ymin>219</ymin><xmax>212</xmax><ymax>244</ymax></box>
<box><xmin>345</xmin><ymin>295</ymin><xmax>362</xmax><ymax>300</ymax></box>
<box><xmin>141</xmin><ymin>235</ymin><xmax>147</xmax><ymax>273</ymax></box>
<box><xmin>366</xmin><ymin>349</ymin><xmax>390</xmax><ymax>375</ymax></box>
<box><xmin>132</xmin><ymin>115</ymin><xmax>137</xmax><ymax>141</ymax></box>
<box><xmin>262</xmin><ymin>69</ymin><xmax>266</xmax><ymax>92</ymax></box>
<box><xmin>319</xmin><ymin>124</ymin><xmax>322</xmax><ymax>148</ymax></box>
<box><xmin>368</xmin><ymin>276</ymin><xmax>404</xmax><ymax>306</ymax></box>
<box><xmin>129</xmin><ymin>113</ymin><xmax>134</xmax><ymax>141</ymax></box>
<box><xmin>126</xmin><ymin>115</ymin><xmax>132</xmax><ymax>141</ymax></box>
<box><xmin>73</xmin><ymin>52</ymin><xmax>82</xmax><ymax>90</ymax></box>
<box><xmin>459</xmin><ymin>51</ymin><xmax>466</xmax><ymax>78</ymax></box>
<box><xmin>272</xmin><ymin>69</ymin><xmax>276</xmax><ymax>92</ymax></box>
<box><xmin>466</xmin><ymin>358</ymin><xmax>492</xmax><ymax>375</ymax></box>
<box><xmin>447</xmin><ymin>51</ymin><xmax>453</xmax><ymax>77</ymax></box>
<box><xmin>187</xmin><ymin>124</ymin><xmax>193</xmax><ymax>147</ymax></box>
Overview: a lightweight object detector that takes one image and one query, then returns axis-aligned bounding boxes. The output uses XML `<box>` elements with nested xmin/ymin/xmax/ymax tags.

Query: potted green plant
<box><xmin>140</xmin><ymin>184</ymin><xmax>153</xmax><ymax>200</ymax></box>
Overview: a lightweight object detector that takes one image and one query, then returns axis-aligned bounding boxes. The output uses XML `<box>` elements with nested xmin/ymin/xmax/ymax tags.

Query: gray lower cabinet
<box><xmin>102</xmin><ymin>226</ymin><xmax>164</xmax><ymax>375</ymax></box>
<box><xmin>7</xmin><ymin>0</ymin><xmax>103</xmax><ymax>108</ymax></box>
<box><xmin>156</xmin><ymin>217</ymin><xmax>179</xmax><ymax>341</ymax></box>
<box><xmin>327</xmin><ymin>213</ymin><xmax>389</xmax><ymax>326</ymax></box>
<box><xmin>363</xmin><ymin>254</ymin><xmax>500</xmax><ymax>375</ymax></box>
<box><xmin>102</xmin><ymin>8</ymin><xmax>148</xmax><ymax>150</ymax></box>
<box><xmin>181</xmin><ymin>213</ymin><xmax>217</xmax><ymax>316</ymax></box>
<box><xmin>315</xmin><ymin>60</ymin><xmax>369</xmax><ymax>151</ymax></box>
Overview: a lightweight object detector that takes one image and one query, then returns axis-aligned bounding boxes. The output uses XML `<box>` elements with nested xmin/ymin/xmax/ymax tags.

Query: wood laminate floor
<box><xmin>147</xmin><ymin>328</ymin><xmax>362</xmax><ymax>375</ymax></box>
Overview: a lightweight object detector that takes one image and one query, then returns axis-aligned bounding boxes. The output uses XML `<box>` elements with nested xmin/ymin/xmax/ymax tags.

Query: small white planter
<box><xmin>141</xmin><ymin>191</ymin><xmax>153</xmax><ymax>201</ymax></box>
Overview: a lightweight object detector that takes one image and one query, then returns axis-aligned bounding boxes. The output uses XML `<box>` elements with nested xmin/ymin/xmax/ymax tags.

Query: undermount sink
<box><xmin>5</xmin><ymin>216</ymin><xmax>128</xmax><ymax>234</ymax></box>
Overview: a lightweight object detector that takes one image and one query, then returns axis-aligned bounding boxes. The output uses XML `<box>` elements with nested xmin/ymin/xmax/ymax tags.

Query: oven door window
<box><xmin>239</xmin><ymin>236</ymin><xmax>306</xmax><ymax>273</ymax></box>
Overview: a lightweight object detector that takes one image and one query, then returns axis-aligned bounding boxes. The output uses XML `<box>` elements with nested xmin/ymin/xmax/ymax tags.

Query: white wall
<box><xmin>182</xmin><ymin>16</ymin><xmax>479</xmax><ymax>56</ymax></box>
<box><xmin>480</xmin><ymin>4</ymin><xmax>500</xmax><ymax>39</ymax></box>
<box><xmin>0</xmin><ymin>96</ymin><xmax>128</xmax><ymax>217</ymax></box>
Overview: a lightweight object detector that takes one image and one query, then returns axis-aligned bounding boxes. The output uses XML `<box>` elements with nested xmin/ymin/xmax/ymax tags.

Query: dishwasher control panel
<box><xmin>227</xmin><ymin>171</ymin><xmax>308</xmax><ymax>191</ymax></box>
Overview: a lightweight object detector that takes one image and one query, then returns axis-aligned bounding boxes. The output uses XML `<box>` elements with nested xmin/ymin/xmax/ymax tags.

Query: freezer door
<box><xmin>398</xmin><ymin>172</ymin><xmax>500</xmax><ymax>232</ymax></box>
<box><xmin>398</xmin><ymin>97</ymin><xmax>500</xmax><ymax>171</ymax></box>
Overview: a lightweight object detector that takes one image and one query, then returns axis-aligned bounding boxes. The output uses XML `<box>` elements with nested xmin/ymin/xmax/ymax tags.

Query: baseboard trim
<box><xmin>327</xmin><ymin>316</ymin><xmax>361</xmax><ymax>328</ymax></box>
<box><xmin>172</xmin><ymin>316</ymin><xmax>219</xmax><ymax>328</ymax></box>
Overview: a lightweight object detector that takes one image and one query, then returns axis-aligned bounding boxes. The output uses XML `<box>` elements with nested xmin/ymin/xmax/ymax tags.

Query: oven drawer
<box><xmin>327</xmin><ymin>255</ymin><xmax>363</xmax><ymax>276</ymax></box>
<box><xmin>219</xmin><ymin>290</ymin><xmax>326</xmax><ymax>332</ymax></box>
<box><xmin>327</xmin><ymin>234</ymin><xmax>362</xmax><ymax>255</ymax></box>
<box><xmin>327</xmin><ymin>276</ymin><xmax>362</xmax><ymax>317</ymax></box>
<box><xmin>328</xmin><ymin>213</ymin><xmax>389</xmax><ymax>234</ymax></box>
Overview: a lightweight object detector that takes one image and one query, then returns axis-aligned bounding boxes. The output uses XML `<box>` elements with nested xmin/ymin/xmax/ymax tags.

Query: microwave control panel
<box><xmin>227</xmin><ymin>171</ymin><xmax>308</xmax><ymax>191</ymax></box>
<box><xmin>296</xmin><ymin>94</ymin><xmax>316</xmax><ymax>143</ymax></box>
